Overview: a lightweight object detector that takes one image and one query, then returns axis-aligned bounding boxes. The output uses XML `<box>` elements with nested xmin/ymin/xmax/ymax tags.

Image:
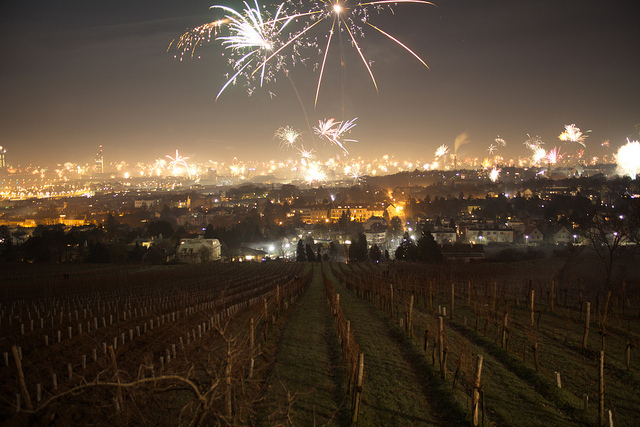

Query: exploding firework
<box><xmin>211</xmin><ymin>1</ymin><xmax>297</xmax><ymax>98</ymax></box>
<box><xmin>523</xmin><ymin>134</ymin><xmax>546</xmax><ymax>166</ymax></box>
<box><xmin>166</xmin><ymin>150</ymin><xmax>192</xmax><ymax>179</ymax></box>
<box><xmin>559</xmin><ymin>124</ymin><xmax>589</xmax><ymax>147</ymax></box>
<box><xmin>313</xmin><ymin>117</ymin><xmax>357</xmax><ymax>153</ymax></box>
<box><xmin>175</xmin><ymin>0</ymin><xmax>434</xmax><ymax>102</ymax></box>
<box><xmin>545</xmin><ymin>146</ymin><xmax>564</xmax><ymax>165</ymax></box>
<box><xmin>495</xmin><ymin>136</ymin><xmax>506</xmax><ymax>147</ymax></box>
<box><xmin>345</xmin><ymin>162</ymin><xmax>363</xmax><ymax>183</ymax></box>
<box><xmin>297</xmin><ymin>144</ymin><xmax>316</xmax><ymax>164</ymax></box>
<box><xmin>292</xmin><ymin>0</ymin><xmax>435</xmax><ymax>106</ymax></box>
<box><xmin>435</xmin><ymin>144</ymin><xmax>449</xmax><ymax>159</ymax></box>
<box><xmin>303</xmin><ymin>162</ymin><xmax>326</xmax><ymax>184</ymax></box>
<box><xmin>616</xmin><ymin>139</ymin><xmax>640</xmax><ymax>178</ymax></box>
<box><xmin>487</xmin><ymin>144</ymin><xmax>497</xmax><ymax>154</ymax></box>
<box><xmin>523</xmin><ymin>134</ymin><xmax>544</xmax><ymax>151</ymax></box>
<box><xmin>229</xmin><ymin>157</ymin><xmax>246</xmax><ymax>176</ymax></box>
<box><xmin>489</xmin><ymin>167</ymin><xmax>501</xmax><ymax>182</ymax></box>
<box><xmin>275</xmin><ymin>126</ymin><xmax>301</xmax><ymax>149</ymax></box>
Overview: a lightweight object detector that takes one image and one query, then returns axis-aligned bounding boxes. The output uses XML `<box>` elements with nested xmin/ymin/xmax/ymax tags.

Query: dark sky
<box><xmin>1</xmin><ymin>0</ymin><xmax>639</xmax><ymax>167</ymax></box>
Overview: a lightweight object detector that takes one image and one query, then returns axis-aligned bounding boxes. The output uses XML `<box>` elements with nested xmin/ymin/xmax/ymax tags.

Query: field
<box><xmin>0</xmin><ymin>257</ymin><xmax>639</xmax><ymax>426</ymax></box>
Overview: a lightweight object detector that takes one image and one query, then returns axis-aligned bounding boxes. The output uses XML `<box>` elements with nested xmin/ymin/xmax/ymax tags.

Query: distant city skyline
<box><xmin>1</xmin><ymin>0</ymin><xmax>638</xmax><ymax>167</ymax></box>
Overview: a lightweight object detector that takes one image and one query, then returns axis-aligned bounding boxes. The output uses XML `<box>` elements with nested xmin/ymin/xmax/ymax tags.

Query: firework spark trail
<box><xmin>169</xmin><ymin>19</ymin><xmax>229</xmax><ymax>59</ymax></box>
<box><xmin>616</xmin><ymin>139</ymin><xmax>640</xmax><ymax>178</ymax></box>
<box><xmin>166</xmin><ymin>150</ymin><xmax>192</xmax><ymax>179</ymax></box>
<box><xmin>313</xmin><ymin>117</ymin><xmax>358</xmax><ymax>153</ymax></box>
<box><xmin>559</xmin><ymin>123</ymin><xmax>589</xmax><ymax>147</ymax></box>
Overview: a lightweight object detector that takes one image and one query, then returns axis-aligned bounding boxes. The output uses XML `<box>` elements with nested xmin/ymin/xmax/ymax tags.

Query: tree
<box><xmin>296</xmin><ymin>240</ymin><xmax>306</xmax><ymax>262</ymax></box>
<box><xmin>147</xmin><ymin>220</ymin><xmax>174</xmax><ymax>239</ymax></box>
<box><xmin>348</xmin><ymin>233</ymin><xmax>368</xmax><ymax>263</ymax></box>
<box><xmin>329</xmin><ymin>241</ymin><xmax>338</xmax><ymax>260</ymax></box>
<box><xmin>369</xmin><ymin>244</ymin><xmax>382</xmax><ymax>263</ymax></box>
<box><xmin>395</xmin><ymin>233</ymin><xmax>418</xmax><ymax>261</ymax></box>
<box><xmin>198</xmin><ymin>245</ymin><xmax>213</xmax><ymax>263</ymax></box>
<box><xmin>417</xmin><ymin>229</ymin><xmax>442</xmax><ymax>263</ymax></box>
<box><xmin>305</xmin><ymin>243</ymin><xmax>315</xmax><ymax>262</ymax></box>
<box><xmin>581</xmin><ymin>213</ymin><xmax>627</xmax><ymax>290</ymax></box>
<box><xmin>387</xmin><ymin>216</ymin><xmax>404</xmax><ymax>245</ymax></box>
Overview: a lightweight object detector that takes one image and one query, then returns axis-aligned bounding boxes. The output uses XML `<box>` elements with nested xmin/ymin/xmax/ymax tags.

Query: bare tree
<box><xmin>581</xmin><ymin>213</ymin><xmax>628</xmax><ymax>289</ymax></box>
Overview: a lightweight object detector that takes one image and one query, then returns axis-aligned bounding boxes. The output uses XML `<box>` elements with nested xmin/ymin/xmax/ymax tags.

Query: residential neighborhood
<box><xmin>1</xmin><ymin>170</ymin><xmax>637</xmax><ymax>264</ymax></box>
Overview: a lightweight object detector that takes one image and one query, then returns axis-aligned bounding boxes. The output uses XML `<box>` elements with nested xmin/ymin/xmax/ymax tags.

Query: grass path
<box><xmin>260</xmin><ymin>264</ymin><xmax>349</xmax><ymax>426</ymax></box>
<box><xmin>324</xmin><ymin>263</ymin><xmax>466</xmax><ymax>426</ymax></box>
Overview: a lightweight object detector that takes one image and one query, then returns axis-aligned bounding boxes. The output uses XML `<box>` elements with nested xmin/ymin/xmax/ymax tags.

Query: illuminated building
<box><xmin>95</xmin><ymin>145</ymin><xmax>104</xmax><ymax>174</ymax></box>
<box><xmin>0</xmin><ymin>146</ymin><xmax>5</xmax><ymax>169</ymax></box>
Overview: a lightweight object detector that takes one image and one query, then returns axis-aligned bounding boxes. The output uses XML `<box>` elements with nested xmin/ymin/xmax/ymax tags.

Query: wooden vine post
<box><xmin>438</xmin><ymin>316</ymin><xmax>445</xmax><ymax>369</ymax></box>
<box><xmin>598</xmin><ymin>350</ymin><xmax>605</xmax><ymax>426</ymax></box>
<box><xmin>408</xmin><ymin>294</ymin><xmax>414</xmax><ymax>338</ymax></box>
<box><xmin>530</xmin><ymin>290</ymin><xmax>535</xmax><ymax>327</ymax></box>
<box><xmin>451</xmin><ymin>282</ymin><xmax>455</xmax><ymax>320</ymax></box>
<box><xmin>472</xmin><ymin>354</ymin><xmax>484</xmax><ymax>427</ymax></box>
<box><xmin>225</xmin><ymin>340</ymin><xmax>232</xmax><ymax>419</ymax></box>
<box><xmin>502</xmin><ymin>311</ymin><xmax>509</xmax><ymax>350</ymax></box>
<box><xmin>583</xmin><ymin>302</ymin><xmax>591</xmax><ymax>349</ymax></box>
<box><xmin>390</xmin><ymin>284</ymin><xmax>394</xmax><ymax>318</ymax></box>
<box><xmin>12</xmin><ymin>345</ymin><xmax>33</xmax><ymax>411</ymax></box>
<box><xmin>352</xmin><ymin>352</ymin><xmax>365</xmax><ymax>423</ymax></box>
<box><xmin>249</xmin><ymin>317</ymin><xmax>255</xmax><ymax>356</ymax></box>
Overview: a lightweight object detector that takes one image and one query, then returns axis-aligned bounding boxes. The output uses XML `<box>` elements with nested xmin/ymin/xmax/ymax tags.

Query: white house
<box><xmin>551</xmin><ymin>225</ymin><xmax>574</xmax><ymax>244</ymax></box>
<box><xmin>432</xmin><ymin>227</ymin><xmax>457</xmax><ymax>244</ymax></box>
<box><xmin>523</xmin><ymin>226</ymin><xmax>544</xmax><ymax>245</ymax></box>
<box><xmin>177</xmin><ymin>238</ymin><xmax>221</xmax><ymax>263</ymax></box>
<box><xmin>466</xmin><ymin>226</ymin><xmax>514</xmax><ymax>244</ymax></box>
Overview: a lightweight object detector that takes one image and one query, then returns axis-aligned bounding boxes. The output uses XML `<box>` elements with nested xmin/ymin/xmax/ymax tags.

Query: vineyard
<box><xmin>1</xmin><ymin>259</ymin><xmax>639</xmax><ymax>426</ymax></box>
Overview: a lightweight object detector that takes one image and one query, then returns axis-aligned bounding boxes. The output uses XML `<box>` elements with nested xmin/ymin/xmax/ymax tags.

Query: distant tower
<box><xmin>95</xmin><ymin>145</ymin><xmax>104</xmax><ymax>173</ymax></box>
<box><xmin>0</xmin><ymin>146</ymin><xmax>5</xmax><ymax>169</ymax></box>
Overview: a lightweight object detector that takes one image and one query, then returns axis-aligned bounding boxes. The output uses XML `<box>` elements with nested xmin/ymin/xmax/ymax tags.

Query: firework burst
<box><xmin>275</xmin><ymin>126</ymin><xmax>301</xmax><ymax>149</ymax></box>
<box><xmin>434</xmin><ymin>144</ymin><xmax>449</xmax><ymax>159</ymax></box>
<box><xmin>174</xmin><ymin>0</ymin><xmax>434</xmax><ymax>103</ymax></box>
<box><xmin>166</xmin><ymin>150</ymin><xmax>192</xmax><ymax>179</ymax></box>
<box><xmin>489</xmin><ymin>167</ymin><xmax>501</xmax><ymax>182</ymax></box>
<box><xmin>616</xmin><ymin>139</ymin><xmax>640</xmax><ymax>178</ymax></box>
<box><xmin>297</xmin><ymin>144</ymin><xmax>316</xmax><ymax>164</ymax></box>
<box><xmin>545</xmin><ymin>146</ymin><xmax>565</xmax><ymax>164</ymax></box>
<box><xmin>303</xmin><ymin>161</ymin><xmax>326</xmax><ymax>184</ymax></box>
<box><xmin>313</xmin><ymin>117</ymin><xmax>357</xmax><ymax>153</ymax></box>
<box><xmin>559</xmin><ymin>123</ymin><xmax>589</xmax><ymax>147</ymax></box>
<box><xmin>495</xmin><ymin>136</ymin><xmax>506</xmax><ymax>147</ymax></box>
<box><xmin>487</xmin><ymin>144</ymin><xmax>497</xmax><ymax>155</ymax></box>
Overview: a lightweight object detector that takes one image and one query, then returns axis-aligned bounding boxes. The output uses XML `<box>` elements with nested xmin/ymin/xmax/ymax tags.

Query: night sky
<box><xmin>1</xmin><ymin>0</ymin><xmax>639</xmax><ymax>168</ymax></box>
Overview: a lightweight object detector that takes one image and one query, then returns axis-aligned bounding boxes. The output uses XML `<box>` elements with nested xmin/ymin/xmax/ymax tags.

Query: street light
<box><xmin>525</xmin><ymin>235</ymin><xmax>529</xmax><ymax>246</ymax></box>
